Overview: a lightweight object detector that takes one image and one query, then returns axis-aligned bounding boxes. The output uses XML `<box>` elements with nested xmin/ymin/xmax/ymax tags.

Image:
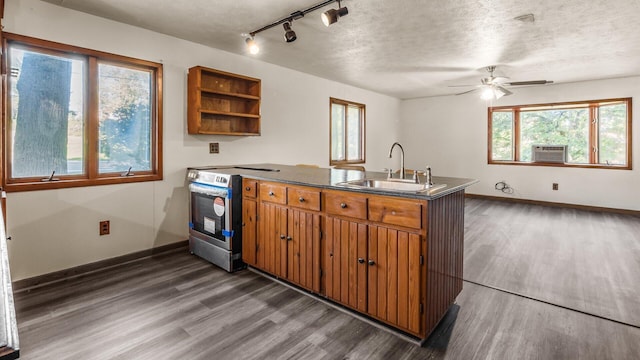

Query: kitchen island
<box><xmin>197</xmin><ymin>164</ymin><xmax>476</xmax><ymax>344</ymax></box>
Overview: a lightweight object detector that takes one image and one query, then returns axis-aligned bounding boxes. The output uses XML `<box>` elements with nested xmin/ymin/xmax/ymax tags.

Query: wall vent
<box><xmin>532</xmin><ymin>145</ymin><xmax>567</xmax><ymax>163</ymax></box>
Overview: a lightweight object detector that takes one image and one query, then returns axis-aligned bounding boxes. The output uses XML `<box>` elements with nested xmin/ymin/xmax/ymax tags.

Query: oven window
<box><xmin>192</xmin><ymin>193</ymin><xmax>225</xmax><ymax>238</ymax></box>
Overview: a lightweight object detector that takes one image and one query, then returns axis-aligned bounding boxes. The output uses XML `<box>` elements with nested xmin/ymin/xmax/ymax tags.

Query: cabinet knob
<box><xmin>280</xmin><ymin>234</ymin><xmax>285</xmax><ymax>240</ymax></box>
<box><xmin>340</xmin><ymin>203</ymin><xmax>347</xmax><ymax>209</ymax></box>
<box><xmin>269</xmin><ymin>191</ymin><xmax>275</xmax><ymax>196</ymax></box>
<box><xmin>245</xmin><ymin>186</ymin><xmax>251</xmax><ymax>191</ymax></box>
<box><xmin>368</xmin><ymin>259</ymin><xmax>375</xmax><ymax>266</ymax></box>
<box><xmin>286</xmin><ymin>236</ymin><xmax>292</xmax><ymax>241</ymax></box>
<box><xmin>358</xmin><ymin>257</ymin><xmax>365</xmax><ymax>264</ymax></box>
<box><xmin>299</xmin><ymin>197</ymin><xmax>305</xmax><ymax>203</ymax></box>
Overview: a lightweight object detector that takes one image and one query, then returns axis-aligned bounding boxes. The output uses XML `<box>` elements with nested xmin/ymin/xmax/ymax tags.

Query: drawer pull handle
<box><xmin>245</xmin><ymin>186</ymin><xmax>251</xmax><ymax>191</ymax></box>
<box><xmin>368</xmin><ymin>259</ymin><xmax>376</xmax><ymax>266</ymax></box>
<box><xmin>357</xmin><ymin>257</ymin><xmax>365</xmax><ymax>264</ymax></box>
<box><xmin>269</xmin><ymin>191</ymin><xmax>275</xmax><ymax>196</ymax></box>
<box><xmin>299</xmin><ymin>197</ymin><xmax>305</xmax><ymax>202</ymax></box>
<box><xmin>280</xmin><ymin>234</ymin><xmax>285</xmax><ymax>240</ymax></box>
<box><xmin>286</xmin><ymin>236</ymin><xmax>292</xmax><ymax>241</ymax></box>
<box><xmin>340</xmin><ymin>203</ymin><xmax>347</xmax><ymax>209</ymax></box>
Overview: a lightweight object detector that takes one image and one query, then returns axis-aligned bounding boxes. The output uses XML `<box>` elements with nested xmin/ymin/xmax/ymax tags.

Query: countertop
<box><xmin>190</xmin><ymin>164</ymin><xmax>478</xmax><ymax>200</ymax></box>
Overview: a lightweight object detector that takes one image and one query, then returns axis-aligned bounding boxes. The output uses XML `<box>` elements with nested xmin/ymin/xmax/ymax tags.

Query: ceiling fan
<box><xmin>452</xmin><ymin>66</ymin><xmax>554</xmax><ymax>99</ymax></box>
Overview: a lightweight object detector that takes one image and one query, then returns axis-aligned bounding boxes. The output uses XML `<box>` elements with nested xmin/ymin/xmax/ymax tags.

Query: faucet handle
<box><xmin>425</xmin><ymin>166</ymin><xmax>433</xmax><ymax>186</ymax></box>
<box><xmin>383</xmin><ymin>168</ymin><xmax>393</xmax><ymax>179</ymax></box>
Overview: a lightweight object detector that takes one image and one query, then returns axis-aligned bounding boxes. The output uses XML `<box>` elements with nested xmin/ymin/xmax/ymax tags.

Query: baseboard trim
<box><xmin>465</xmin><ymin>193</ymin><xmax>640</xmax><ymax>216</ymax></box>
<box><xmin>12</xmin><ymin>240</ymin><xmax>189</xmax><ymax>292</ymax></box>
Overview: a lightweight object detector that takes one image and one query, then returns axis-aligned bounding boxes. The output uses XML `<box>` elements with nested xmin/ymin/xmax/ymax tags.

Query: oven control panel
<box><xmin>187</xmin><ymin>169</ymin><xmax>232</xmax><ymax>188</ymax></box>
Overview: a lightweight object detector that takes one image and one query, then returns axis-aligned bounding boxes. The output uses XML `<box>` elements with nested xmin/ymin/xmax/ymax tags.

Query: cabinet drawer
<box><xmin>368</xmin><ymin>196</ymin><xmax>422</xmax><ymax>229</ymax></box>
<box><xmin>287</xmin><ymin>186</ymin><xmax>321</xmax><ymax>211</ymax></box>
<box><xmin>259</xmin><ymin>182</ymin><xmax>287</xmax><ymax>204</ymax></box>
<box><xmin>242</xmin><ymin>178</ymin><xmax>257</xmax><ymax>199</ymax></box>
<box><xmin>324</xmin><ymin>191</ymin><xmax>367</xmax><ymax>219</ymax></box>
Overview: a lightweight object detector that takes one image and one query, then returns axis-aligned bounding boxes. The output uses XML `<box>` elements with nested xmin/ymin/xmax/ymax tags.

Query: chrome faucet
<box><xmin>388</xmin><ymin>142</ymin><xmax>405</xmax><ymax>179</ymax></box>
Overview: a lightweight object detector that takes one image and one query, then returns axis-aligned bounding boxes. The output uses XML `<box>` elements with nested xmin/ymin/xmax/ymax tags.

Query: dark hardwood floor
<box><xmin>12</xmin><ymin>198</ymin><xmax>640</xmax><ymax>359</ymax></box>
<box><xmin>464</xmin><ymin>198</ymin><xmax>640</xmax><ymax>327</ymax></box>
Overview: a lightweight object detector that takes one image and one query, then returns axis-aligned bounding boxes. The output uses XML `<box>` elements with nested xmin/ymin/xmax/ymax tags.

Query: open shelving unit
<box><xmin>187</xmin><ymin>66</ymin><xmax>261</xmax><ymax>135</ymax></box>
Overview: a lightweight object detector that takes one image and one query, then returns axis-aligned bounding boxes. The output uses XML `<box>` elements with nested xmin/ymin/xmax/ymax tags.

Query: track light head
<box><xmin>321</xmin><ymin>6</ymin><xmax>348</xmax><ymax>26</ymax></box>
<box><xmin>283</xmin><ymin>22</ymin><xmax>297</xmax><ymax>43</ymax></box>
<box><xmin>245</xmin><ymin>37</ymin><xmax>259</xmax><ymax>54</ymax></box>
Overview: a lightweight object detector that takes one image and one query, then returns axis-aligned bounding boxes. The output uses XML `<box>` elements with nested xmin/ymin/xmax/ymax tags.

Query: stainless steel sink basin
<box><xmin>337</xmin><ymin>179</ymin><xmax>446</xmax><ymax>193</ymax></box>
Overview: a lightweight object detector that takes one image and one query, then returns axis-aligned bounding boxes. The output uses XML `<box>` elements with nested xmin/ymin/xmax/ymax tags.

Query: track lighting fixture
<box><xmin>245</xmin><ymin>37</ymin><xmax>259</xmax><ymax>54</ymax></box>
<box><xmin>283</xmin><ymin>22</ymin><xmax>297</xmax><ymax>43</ymax></box>
<box><xmin>245</xmin><ymin>0</ymin><xmax>350</xmax><ymax>54</ymax></box>
<box><xmin>321</xmin><ymin>1</ymin><xmax>348</xmax><ymax>27</ymax></box>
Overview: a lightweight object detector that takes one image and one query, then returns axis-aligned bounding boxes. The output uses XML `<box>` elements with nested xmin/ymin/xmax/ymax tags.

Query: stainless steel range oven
<box><xmin>186</xmin><ymin>168</ymin><xmax>244</xmax><ymax>272</ymax></box>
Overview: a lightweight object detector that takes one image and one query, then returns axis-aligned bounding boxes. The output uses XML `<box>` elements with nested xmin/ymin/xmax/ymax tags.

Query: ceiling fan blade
<box><xmin>490</xmin><ymin>76</ymin><xmax>510</xmax><ymax>84</ymax></box>
<box><xmin>497</xmin><ymin>86</ymin><xmax>513</xmax><ymax>96</ymax></box>
<box><xmin>455</xmin><ymin>88</ymin><xmax>479</xmax><ymax>96</ymax></box>
<box><xmin>504</xmin><ymin>80</ymin><xmax>554</xmax><ymax>86</ymax></box>
<box><xmin>448</xmin><ymin>84</ymin><xmax>479</xmax><ymax>87</ymax></box>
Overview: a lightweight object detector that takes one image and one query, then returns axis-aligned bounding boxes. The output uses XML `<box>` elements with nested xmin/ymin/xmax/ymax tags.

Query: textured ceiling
<box><xmin>42</xmin><ymin>0</ymin><xmax>640</xmax><ymax>99</ymax></box>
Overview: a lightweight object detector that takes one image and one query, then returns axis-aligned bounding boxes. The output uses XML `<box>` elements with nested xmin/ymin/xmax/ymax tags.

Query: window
<box><xmin>488</xmin><ymin>98</ymin><xmax>632</xmax><ymax>169</ymax></box>
<box><xmin>3</xmin><ymin>33</ymin><xmax>163</xmax><ymax>191</ymax></box>
<box><xmin>330</xmin><ymin>97</ymin><xmax>365</xmax><ymax>165</ymax></box>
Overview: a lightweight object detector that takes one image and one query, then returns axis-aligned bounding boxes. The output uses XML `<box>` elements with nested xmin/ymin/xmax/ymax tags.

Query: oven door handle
<box><xmin>189</xmin><ymin>182</ymin><xmax>229</xmax><ymax>198</ymax></box>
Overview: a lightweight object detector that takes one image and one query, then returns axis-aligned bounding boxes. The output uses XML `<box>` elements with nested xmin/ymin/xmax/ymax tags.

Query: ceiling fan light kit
<box><xmin>453</xmin><ymin>65</ymin><xmax>553</xmax><ymax>100</ymax></box>
<box><xmin>245</xmin><ymin>0</ymin><xmax>349</xmax><ymax>54</ymax></box>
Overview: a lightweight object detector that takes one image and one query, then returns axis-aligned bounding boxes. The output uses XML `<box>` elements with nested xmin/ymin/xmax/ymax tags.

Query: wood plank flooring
<box><xmin>464</xmin><ymin>198</ymin><xmax>640</xmax><ymax>327</ymax></box>
<box><xmin>12</xmin><ymin>198</ymin><xmax>640</xmax><ymax>359</ymax></box>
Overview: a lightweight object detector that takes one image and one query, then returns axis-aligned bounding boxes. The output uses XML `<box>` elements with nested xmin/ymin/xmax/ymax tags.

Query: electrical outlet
<box><xmin>552</xmin><ymin>183</ymin><xmax>559</xmax><ymax>191</ymax></box>
<box><xmin>100</xmin><ymin>220</ymin><xmax>110</xmax><ymax>235</ymax></box>
<box><xmin>209</xmin><ymin>142</ymin><xmax>219</xmax><ymax>154</ymax></box>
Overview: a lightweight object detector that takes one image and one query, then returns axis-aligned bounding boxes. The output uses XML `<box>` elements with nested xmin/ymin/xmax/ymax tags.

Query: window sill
<box><xmin>4</xmin><ymin>174</ymin><xmax>163</xmax><ymax>192</ymax></box>
<box><xmin>488</xmin><ymin>161</ymin><xmax>631</xmax><ymax>170</ymax></box>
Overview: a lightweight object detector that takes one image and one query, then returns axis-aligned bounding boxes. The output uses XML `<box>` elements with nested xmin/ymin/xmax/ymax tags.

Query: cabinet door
<box><xmin>287</xmin><ymin>209</ymin><xmax>321</xmax><ymax>292</ymax></box>
<box><xmin>242</xmin><ymin>199</ymin><xmax>257</xmax><ymax>266</ymax></box>
<box><xmin>324</xmin><ymin>216</ymin><xmax>367</xmax><ymax>312</ymax></box>
<box><xmin>367</xmin><ymin>225</ymin><xmax>422</xmax><ymax>335</ymax></box>
<box><xmin>258</xmin><ymin>202</ymin><xmax>288</xmax><ymax>278</ymax></box>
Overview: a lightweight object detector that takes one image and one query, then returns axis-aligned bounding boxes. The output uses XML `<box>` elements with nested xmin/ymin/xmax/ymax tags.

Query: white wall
<box><xmin>400</xmin><ymin>77</ymin><xmax>640</xmax><ymax>211</ymax></box>
<box><xmin>4</xmin><ymin>0</ymin><xmax>400</xmax><ymax>280</ymax></box>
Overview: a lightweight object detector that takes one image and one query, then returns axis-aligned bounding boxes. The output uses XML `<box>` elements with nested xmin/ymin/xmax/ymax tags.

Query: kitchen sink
<box><xmin>336</xmin><ymin>179</ymin><xmax>446</xmax><ymax>193</ymax></box>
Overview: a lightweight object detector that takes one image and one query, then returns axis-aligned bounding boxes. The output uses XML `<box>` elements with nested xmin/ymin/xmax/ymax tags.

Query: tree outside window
<box><xmin>488</xmin><ymin>98</ymin><xmax>631</xmax><ymax>169</ymax></box>
<box><xmin>4</xmin><ymin>33</ymin><xmax>162</xmax><ymax>191</ymax></box>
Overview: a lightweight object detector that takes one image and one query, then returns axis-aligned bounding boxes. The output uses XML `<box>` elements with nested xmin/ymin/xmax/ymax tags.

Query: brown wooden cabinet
<box><xmin>324</xmin><ymin>216</ymin><xmax>368</xmax><ymax>312</ymax></box>
<box><xmin>367</xmin><ymin>225</ymin><xmax>422</xmax><ymax>335</ymax></box>
<box><xmin>187</xmin><ymin>66</ymin><xmax>261</xmax><ymax>136</ymax></box>
<box><xmin>254</xmin><ymin>182</ymin><xmax>321</xmax><ymax>293</ymax></box>
<box><xmin>259</xmin><ymin>202</ymin><xmax>288</xmax><ymax>278</ymax></box>
<box><xmin>286</xmin><ymin>208</ymin><xmax>321</xmax><ymax>292</ymax></box>
<box><xmin>324</xmin><ymin>191</ymin><xmax>424</xmax><ymax>336</ymax></box>
<box><xmin>242</xmin><ymin>178</ymin><xmax>465</xmax><ymax>341</ymax></box>
<box><xmin>241</xmin><ymin>179</ymin><xmax>258</xmax><ymax>266</ymax></box>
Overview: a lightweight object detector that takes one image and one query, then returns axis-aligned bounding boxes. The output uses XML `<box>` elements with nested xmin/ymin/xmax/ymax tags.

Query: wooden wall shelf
<box><xmin>187</xmin><ymin>66</ymin><xmax>261</xmax><ymax>136</ymax></box>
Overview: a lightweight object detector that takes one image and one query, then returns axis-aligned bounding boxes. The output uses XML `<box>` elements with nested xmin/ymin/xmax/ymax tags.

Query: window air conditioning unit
<box><xmin>532</xmin><ymin>145</ymin><xmax>567</xmax><ymax>163</ymax></box>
